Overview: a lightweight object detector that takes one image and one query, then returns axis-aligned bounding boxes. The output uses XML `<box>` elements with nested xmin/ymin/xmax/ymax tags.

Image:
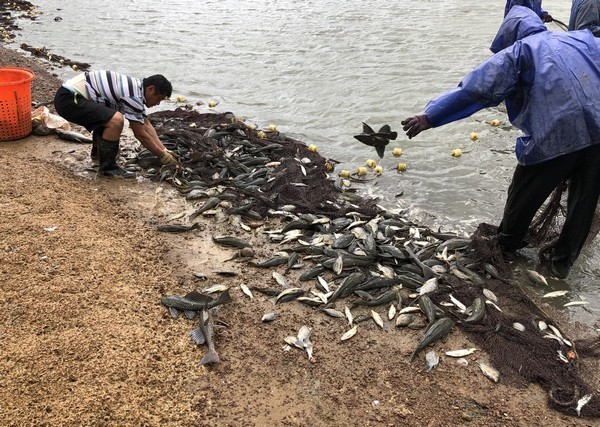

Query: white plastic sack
<box><xmin>31</xmin><ymin>106</ymin><xmax>71</xmax><ymax>135</ymax></box>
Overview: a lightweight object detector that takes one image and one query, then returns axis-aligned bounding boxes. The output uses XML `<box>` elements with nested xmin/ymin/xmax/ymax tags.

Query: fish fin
<box><xmin>189</xmin><ymin>328</ymin><xmax>206</xmax><ymax>345</ymax></box>
<box><xmin>208</xmin><ymin>289</ymin><xmax>232</xmax><ymax>308</ymax></box>
<box><xmin>353</xmin><ymin>134</ymin><xmax>375</xmax><ymax>146</ymax></box>
<box><xmin>375</xmin><ymin>143</ymin><xmax>386</xmax><ymax>159</ymax></box>
<box><xmin>184</xmin><ymin>310</ymin><xmax>198</xmax><ymax>320</ymax></box>
<box><xmin>184</xmin><ymin>290</ymin><xmax>212</xmax><ymax>304</ymax></box>
<box><xmin>168</xmin><ymin>307</ymin><xmax>180</xmax><ymax>319</ymax></box>
<box><xmin>378</xmin><ymin>124</ymin><xmax>391</xmax><ymax>134</ymax></box>
<box><xmin>362</xmin><ymin>122</ymin><xmax>375</xmax><ymax>134</ymax></box>
<box><xmin>389</xmin><ymin>131</ymin><xmax>398</xmax><ymax>140</ymax></box>
<box><xmin>200</xmin><ymin>349</ymin><xmax>220</xmax><ymax>365</ymax></box>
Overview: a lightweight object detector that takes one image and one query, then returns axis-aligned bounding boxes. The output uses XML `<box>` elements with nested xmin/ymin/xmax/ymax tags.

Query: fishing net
<box><xmin>456</xmin><ymin>220</ymin><xmax>600</xmax><ymax>417</ymax></box>
<box><xmin>133</xmin><ymin>108</ymin><xmax>600</xmax><ymax>418</ymax></box>
<box><xmin>138</xmin><ymin>108</ymin><xmax>378</xmax><ymax>218</ymax></box>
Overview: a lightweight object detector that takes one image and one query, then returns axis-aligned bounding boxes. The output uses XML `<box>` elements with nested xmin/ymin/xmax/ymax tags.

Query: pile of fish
<box><xmin>149</xmin><ymin>109</ymin><xmax>594</xmax><ymax>416</ymax></box>
<box><xmin>131</xmin><ymin>109</ymin><xmax>378</xmax><ymax>219</ymax></box>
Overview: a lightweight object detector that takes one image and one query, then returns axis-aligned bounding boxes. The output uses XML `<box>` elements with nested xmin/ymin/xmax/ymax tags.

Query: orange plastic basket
<box><xmin>0</xmin><ymin>67</ymin><xmax>35</xmax><ymax>141</ymax></box>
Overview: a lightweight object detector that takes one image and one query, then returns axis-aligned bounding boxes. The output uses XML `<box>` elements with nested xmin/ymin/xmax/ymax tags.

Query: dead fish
<box><xmin>448</xmin><ymin>293</ymin><xmax>467</xmax><ymax>313</ymax></box>
<box><xmin>344</xmin><ymin>306</ymin><xmax>354</xmax><ymax>326</ymax></box>
<box><xmin>250</xmin><ymin>286</ymin><xmax>281</xmax><ymax>297</ymax></box>
<box><xmin>298</xmin><ymin>326</ymin><xmax>314</xmax><ymax>360</ymax></box>
<box><xmin>296</xmin><ymin>296</ymin><xmax>323</xmax><ymax>307</ymax></box>
<box><xmin>477</xmin><ymin>360</ymin><xmax>499</xmax><ymax>383</ymax></box>
<box><xmin>252</xmin><ymin>256</ymin><xmax>289</xmax><ymax>268</ymax></box>
<box><xmin>202</xmin><ymin>284</ymin><xmax>229</xmax><ymax>294</ymax></box>
<box><xmin>55</xmin><ymin>128</ymin><xmax>93</xmax><ymax>143</ymax></box>
<box><xmin>275</xmin><ymin>287</ymin><xmax>305</xmax><ymax>303</ymax></box>
<box><xmin>299</xmin><ymin>266</ymin><xmax>326</xmax><ymax>281</ymax></box>
<box><xmin>190</xmin><ymin>197</ymin><xmax>221</xmax><ymax>220</ymax></box>
<box><xmin>388</xmin><ymin>304</ymin><xmax>397</xmax><ymax>320</ymax></box>
<box><xmin>240</xmin><ymin>284</ymin><xmax>254</xmax><ymax>300</ymax></box>
<box><xmin>525</xmin><ymin>270</ymin><xmax>548</xmax><ymax>286</ymax></box>
<box><xmin>284</xmin><ymin>336</ymin><xmax>305</xmax><ymax>350</ymax></box>
<box><xmin>464</xmin><ymin>296</ymin><xmax>486</xmax><ymax>324</ymax></box>
<box><xmin>399</xmin><ymin>306</ymin><xmax>421</xmax><ymax>314</ymax></box>
<box><xmin>418</xmin><ymin>277</ymin><xmax>438</xmax><ymax>295</ymax></box>
<box><xmin>424</xmin><ymin>350</ymin><xmax>439</xmax><ymax>372</ymax></box>
<box><xmin>333</xmin><ymin>254</ymin><xmax>343</xmax><ymax>275</ymax></box>
<box><xmin>575</xmin><ymin>394</ymin><xmax>593</xmax><ymax>417</ymax></box>
<box><xmin>371</xmin><ymin>310</ymin><xmax>384</xmax><ymax>328</ymax></box>
<box><xmin>564</xmin><ymin>301</ymin><xmax>589</xmax><ymax>307</ymax></box>
<box><xmin>485</xmin><ymin>300</ymin><xmax>503</xmax><ymax>312</ymax></box>
<box><xmin>212</xmin><ymin>235</ymin><xmax>251</xmax><ymax>248</ymax></box>
<box><xmin>157</xmin><ymin>223</ymin><xmax>201</xmax><ymax>233</ymax></box>
<box><xmin>513</xmin><ymin>322</ymin><xmax>526</xmax><ymax>332</ymax></box>
<box><xmin>272</xmin><ymin>272</ymin><xmax>288</xmax><ymax>287</ymax></box>
<box><xmin>395</xmin><ymin>313</ymin><xmax>415</xmax><ymax>327</ymax></box>
<box><xmin>418</xmin><ymin>294</ymin><xmax>437</xmax><ymax>324</ymax></box>
<box><xmin>542</xmin><ymin>290</ymin><xmax>569</xmax><ymax>298</ymax></box>
<box><xmin>161</xmin><ymin>289</ymin><xmax>232</xmax><ymax>319</ymax></box>
<box><xmin>316</xmin><ymin>276</ymin><xmax>331</xmax><ymax>293</ymax></box>
<box><xmin>351</xmin><ymin>288</ymin><xmax>399</xmax><ymax>309</ymax></box>
<box><xmin>285</xmin><ymin>252</ymin><xmax>299</xmax><ymax>273</ymax></box>
<box><xmin>445</xmin><ymin>348</ymin><xmax>477</xmax><ymax>358</ymax></box>
<box><xmin>261</xmin><ymin>312</ymin><xmax>278</xmax><ymax>322</ymax></box>
<box><xmin>410</xmin><ymin>317</ymin><xmax>454</xmax><ymax>362</ymax></box>
<box><xmin>322</xmin><ymin>308</ymin><xmax>345</xmax><ymax>318</ymax></box>
<box><xmin>189</xmin><ymin>309</ymin><xmax>220</xmax><ymax>365</ymax></box>
<box><xmin>482</xmin><ymin>288</ymin><xmax>498</xmax><ymax>303</ymax></box>
<box><xmin>341</xmin><ymin>325</ymin><xmax>358</xmax><ymax>341</ymax></box>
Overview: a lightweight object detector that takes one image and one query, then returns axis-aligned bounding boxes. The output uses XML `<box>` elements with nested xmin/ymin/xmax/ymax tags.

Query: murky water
<box><xmin>13</xmin><ymin>0</ymin><xmax>598</xmax><ymax>323</ymax></box>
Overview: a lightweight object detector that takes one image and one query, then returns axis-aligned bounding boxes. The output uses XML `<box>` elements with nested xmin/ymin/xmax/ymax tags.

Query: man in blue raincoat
<box><xmin>505</xmin><ymin>0</ymin><xmax>553</xmax><ymax>22</ymax></box>
<box><xmin>568</xmin><ymin>0</ymin><xmax>600</xmax><ymax>35</ymax></box>
<box><xmin>401</xmin><ymin>6</ymin><xmax>600</xmax><ymax>279</ymax></box>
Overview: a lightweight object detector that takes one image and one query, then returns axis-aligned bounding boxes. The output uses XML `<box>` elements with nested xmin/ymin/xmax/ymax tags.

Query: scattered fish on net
<box><xmin>141</xmin><ymin>108</ymin><xmax>600</xmax><ymax>419</ymax></box>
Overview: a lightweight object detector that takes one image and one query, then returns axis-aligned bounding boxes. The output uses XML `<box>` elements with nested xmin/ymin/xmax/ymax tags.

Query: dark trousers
<box><xmin>497</xmin><ymin>144</ymin><xmax>600</xmax><ymax>267</ymax></box>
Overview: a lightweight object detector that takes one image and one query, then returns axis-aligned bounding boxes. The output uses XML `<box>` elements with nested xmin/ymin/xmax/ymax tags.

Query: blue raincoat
<box><xmin>424</xmin><ymin>6</ymin><xmax>600</xmax><ymax>166</ymax></box>
<box><xmin>568</xmin><ymin>0</ymin><xmax>600</xmax><ymax>36</ymax></box>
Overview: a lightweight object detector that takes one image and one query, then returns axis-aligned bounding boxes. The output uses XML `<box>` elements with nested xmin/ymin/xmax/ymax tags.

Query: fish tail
<box><xmin>200</xmin><ymin>349</ymin><xmax>220</xmax><ymax>365</ymax></box>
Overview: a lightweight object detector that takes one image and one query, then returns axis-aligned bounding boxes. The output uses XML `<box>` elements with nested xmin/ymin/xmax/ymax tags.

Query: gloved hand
<box><xmin>541</xmin><ymin>12</ymin><xmax>553</xmax><ymax>23</ymax></box>
<box><xmin>159</xmin><ymin>149</ymin><xmax>179</xmax><ymax>166</ymax></box>
<box><xmin>401</xmin><ymin>115</ymin><xmax>432</xmax><ymax>139</ymax></box>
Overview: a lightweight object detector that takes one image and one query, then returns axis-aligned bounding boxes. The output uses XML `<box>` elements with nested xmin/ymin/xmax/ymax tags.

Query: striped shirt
<box><xmin>84</xmin><ymin>70</ymin><xmax>146</xmax><ymax>124</ymax></box>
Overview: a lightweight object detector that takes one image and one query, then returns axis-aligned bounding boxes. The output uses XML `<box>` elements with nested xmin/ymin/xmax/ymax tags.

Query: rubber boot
<box><xmin>97</xmin><ymin>137</ymin><xmax>135</xmax><ymax>178</ymax></box>
<box><xmin>91</xmin><ymin>127</ymin><xmax>104</xmax><ymax>161</ymax></box>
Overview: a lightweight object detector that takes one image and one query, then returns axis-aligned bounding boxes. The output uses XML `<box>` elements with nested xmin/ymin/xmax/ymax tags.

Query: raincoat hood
<box><xmin>491</xmin><ymin>5</ymin><xmax>547</xmax><ymax>53</ymax></box>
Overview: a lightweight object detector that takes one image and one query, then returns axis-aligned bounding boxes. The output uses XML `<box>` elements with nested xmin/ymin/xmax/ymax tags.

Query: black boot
<box><xmin>91</xmin><ymin>127</ymin><xmax>104</xmax><ymax>161</ymax></box>
<box><xmin>97</xmin><ymin>137</ymin><xmax>135</xmax><ymax>178</ymax></box>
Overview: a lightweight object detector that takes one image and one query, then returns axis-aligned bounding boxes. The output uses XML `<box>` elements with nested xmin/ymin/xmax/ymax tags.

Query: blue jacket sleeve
<box><xmin>424</xmin><ymin>45</ymin><xmax>523</xmax><ymax>127</ymax></box>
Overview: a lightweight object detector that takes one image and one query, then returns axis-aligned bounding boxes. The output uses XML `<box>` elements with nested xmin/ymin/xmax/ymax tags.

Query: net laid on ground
<box><xmin>134</xmin><ymin>108</ymin><xmax>599</xmax><ymax>418</ymax></box>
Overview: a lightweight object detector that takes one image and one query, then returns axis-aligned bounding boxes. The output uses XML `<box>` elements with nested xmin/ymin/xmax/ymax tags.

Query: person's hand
<box><xmin>401</xmin><ymin>115</ymin><xmax>432</xmax><ymax>139</ymax></box>
<box><xmin>159</xmin><ymin>149</ymin><xmax>179</xmax><ymax>166</ymax></box>
<box><xmin>541</xmin><ymin>12</ymin><xmax>553</xmax><ymax>23</ymax></box>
